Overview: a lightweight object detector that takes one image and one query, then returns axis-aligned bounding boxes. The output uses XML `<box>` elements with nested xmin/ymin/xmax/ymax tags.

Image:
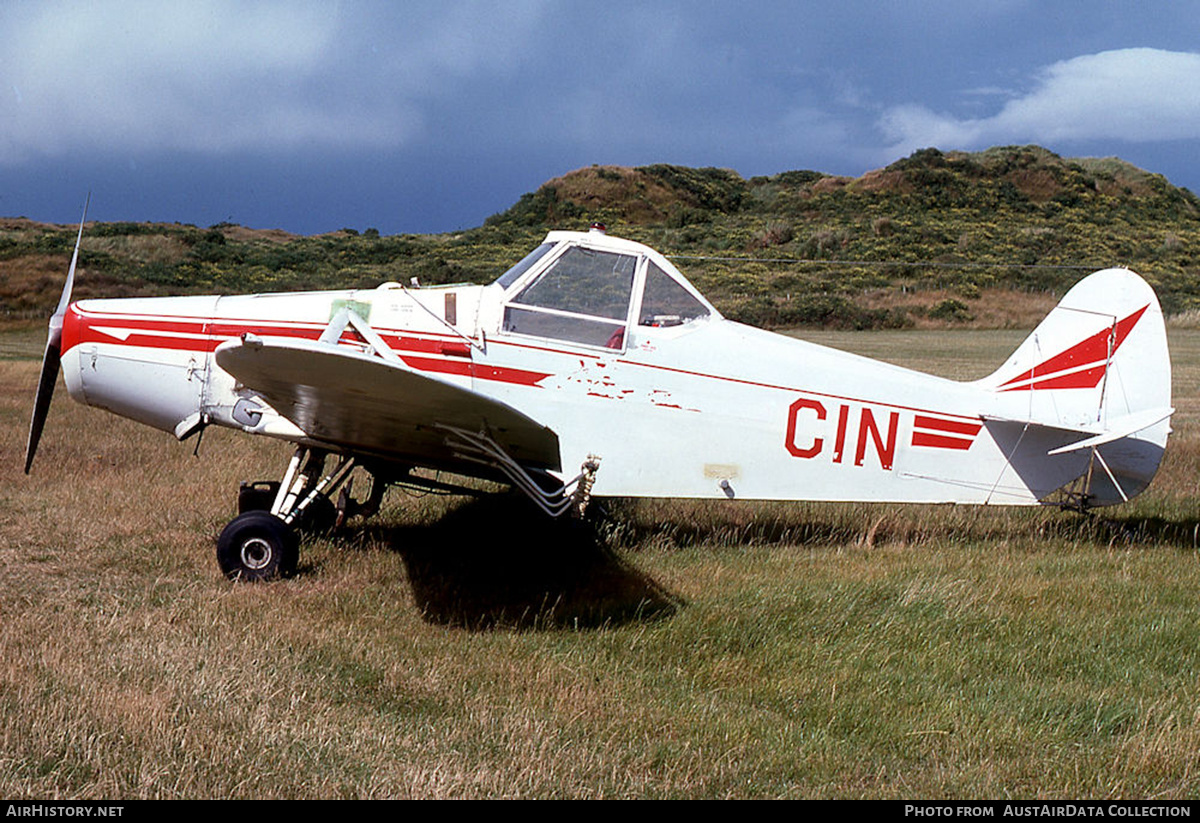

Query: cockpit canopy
<box><xmin>494</xmin><ymin>230</ymin><xmax>715</xmax><ymax>349</ymax></box>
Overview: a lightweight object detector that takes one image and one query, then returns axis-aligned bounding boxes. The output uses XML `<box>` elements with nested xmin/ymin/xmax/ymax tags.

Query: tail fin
<box><xmin>978</xmin><ymin>268</ymin><xmax>1172</xmax><ymax>507</ymax></box>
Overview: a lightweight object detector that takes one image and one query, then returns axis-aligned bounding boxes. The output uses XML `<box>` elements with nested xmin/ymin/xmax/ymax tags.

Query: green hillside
<box><xmin>4</xmin><ymin>145</ymin><xmax>1199</xmax><ymax>329</ymax></box>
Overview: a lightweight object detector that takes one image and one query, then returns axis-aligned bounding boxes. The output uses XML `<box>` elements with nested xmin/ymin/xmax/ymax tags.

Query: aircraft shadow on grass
<box><xmin>1093</xmin><ymin>514</ymin><xmax>1200</xmax><ymax>551</ymax></box>
<box><xmin>340</xmin><ymin>495</ymin><xmax>682</xmax><ymax>630</ymax></box>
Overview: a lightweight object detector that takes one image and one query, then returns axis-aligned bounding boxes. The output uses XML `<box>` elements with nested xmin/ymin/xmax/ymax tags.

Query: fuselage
<box><xmin>56</xmin><ymin>230</ymin><xmax>1166</xmax><ymax>506</ymax></box>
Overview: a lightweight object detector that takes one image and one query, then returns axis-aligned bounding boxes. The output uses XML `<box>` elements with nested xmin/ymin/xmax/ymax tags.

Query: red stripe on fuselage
<box><xmin>913</xmin><ymin>415</ymin><xmax>983</xmax><ymax>436</ymax></box>
<box><xmin>63</xmin><ymin>305</ymin><xmax>551</xmax><ymax>388</ymax></box>
<box><xmin>911</xmin><ymin>431</ymin><xmax>975</xmax><ymax>450</ymax></box>
<box><xmin>911</xmin><ymin>415</ymin><xmax>981</xmax><ymax>450</ymax></box>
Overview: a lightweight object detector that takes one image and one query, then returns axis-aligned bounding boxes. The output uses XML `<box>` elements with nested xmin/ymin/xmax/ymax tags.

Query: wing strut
<box><xmin>320</xmin><ymin>306</ymin><xmax>401</xmax><ymax>363</ymax></box>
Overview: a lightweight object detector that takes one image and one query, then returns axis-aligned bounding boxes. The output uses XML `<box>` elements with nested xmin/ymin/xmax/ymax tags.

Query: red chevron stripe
<box><xmin>998</xmin><ymin>304</ymin><xmax>1148</xmax><ymax>392</ymax></box>
<box><xmin>912</xmin><ymin>431</ymin><xmax>975</xmax><ymax>451</ymax></box>
<box><xmin>913</xmin><ymin>415</ymin><xmax>983</xmax><ymax>436</ymax></box>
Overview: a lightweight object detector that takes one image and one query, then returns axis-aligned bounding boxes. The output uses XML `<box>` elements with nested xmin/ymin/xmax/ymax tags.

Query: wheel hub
<box><xmin>240</xmin><ymin>537</ymin><xmax>274</xmax><ymax>570</ymax></box>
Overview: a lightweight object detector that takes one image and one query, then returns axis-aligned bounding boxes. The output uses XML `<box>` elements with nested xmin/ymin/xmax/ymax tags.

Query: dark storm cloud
<box><xmin>2</xmin><ymin>1</ymin><xmax>1198</xmax><ymax>233</ymax></box>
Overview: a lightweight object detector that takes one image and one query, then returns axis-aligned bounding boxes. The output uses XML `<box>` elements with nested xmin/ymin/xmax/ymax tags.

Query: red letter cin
<box><xmin>786</xmin><ymin>398</ymin><xmax>899</xmax><ymax>471</ymax></box>
<box><xmin>785</xmin><ymin>397</ymin><xmax>825</xmax><ymax>458</ymax></box>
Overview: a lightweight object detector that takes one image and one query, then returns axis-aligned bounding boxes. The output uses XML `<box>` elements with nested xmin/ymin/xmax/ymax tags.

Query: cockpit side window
<box><xmin>502</xmin><ymin>246</ymin><xmax>638</xmax><ymax>348</ymax></box>
<box><xmin>639</xmin><ymin>262</ymin><xmax>710</xmax><ymax>327</ymax></box>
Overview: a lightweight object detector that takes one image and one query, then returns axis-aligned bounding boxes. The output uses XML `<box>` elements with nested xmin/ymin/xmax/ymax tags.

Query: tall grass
<box><xmin>1</xmin><ymin>327</ymin><xmax>1199</xmax><ymax>798</ymax></box>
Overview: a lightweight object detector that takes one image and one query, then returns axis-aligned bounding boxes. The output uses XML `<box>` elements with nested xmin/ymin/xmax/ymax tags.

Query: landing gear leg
<box><xmin>334</xmin><ymin>471</ymin><xmax>388</xmax><ymax>526</ymax></box>
<box><xmin>218</xmin><ymin>445</ymin><xmax>359</xmax><ymax>581</ymax></box>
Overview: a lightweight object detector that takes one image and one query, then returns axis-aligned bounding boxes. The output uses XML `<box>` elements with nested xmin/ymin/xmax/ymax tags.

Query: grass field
<box><xmin>2</xmin><ymin>325</ymin><xmax>1199</xmax><ymax>798</ymax></box>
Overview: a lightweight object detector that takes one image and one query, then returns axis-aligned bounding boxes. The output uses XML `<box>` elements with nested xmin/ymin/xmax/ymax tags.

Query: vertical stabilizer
<box><xmin>977</xmin><ymin>268</ymin><xmax>1171</xmax><ymax>506</ymax></box>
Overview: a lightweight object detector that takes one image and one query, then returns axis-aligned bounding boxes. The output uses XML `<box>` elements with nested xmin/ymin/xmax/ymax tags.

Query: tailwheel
<box><xmin>216</xmin><ymin>511</ymin><xmax>299</xmax><ymax>582</ymax></box>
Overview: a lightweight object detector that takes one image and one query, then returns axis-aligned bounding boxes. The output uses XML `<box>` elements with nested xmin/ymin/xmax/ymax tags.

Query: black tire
<box><xmin>216</xmin><ymin>511</ymin><xmax>299</xmax><ymax>582</ymax></box>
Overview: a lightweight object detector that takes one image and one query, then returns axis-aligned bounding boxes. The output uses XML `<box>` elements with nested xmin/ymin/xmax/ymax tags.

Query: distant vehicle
<box><xmin>25</xmin><ymin>210</ymin><xmax>1173</xmax><ymax>581</ymax></box>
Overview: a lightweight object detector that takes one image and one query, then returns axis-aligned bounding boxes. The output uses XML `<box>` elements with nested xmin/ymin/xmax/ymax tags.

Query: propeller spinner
<box><xmin>24</xmin><ymin>194</ymin><xmax>89</xmax><ymax>474</ymax></box>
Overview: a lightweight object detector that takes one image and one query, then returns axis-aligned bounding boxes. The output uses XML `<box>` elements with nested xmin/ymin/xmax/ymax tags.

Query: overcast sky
<box><xmin>2</xmin><ymin>1</ymin><xmax>1198</xmax><ymax>235</ymax></box>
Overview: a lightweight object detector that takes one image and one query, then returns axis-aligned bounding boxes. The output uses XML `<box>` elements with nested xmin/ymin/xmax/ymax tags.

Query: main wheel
<box><xmin>216</xmin><ymin>511</ymin><xmax>299</xmax><ymax>582</ymax></box>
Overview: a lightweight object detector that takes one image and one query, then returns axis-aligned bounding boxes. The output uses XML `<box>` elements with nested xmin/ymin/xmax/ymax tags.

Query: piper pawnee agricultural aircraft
<box><xmin>25</xmin><ymin>204</ymin><xmax>1174</xmax><ymax>582</ymax></box>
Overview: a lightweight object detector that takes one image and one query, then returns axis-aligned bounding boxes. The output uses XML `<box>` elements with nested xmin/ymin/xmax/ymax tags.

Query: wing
<box><xmin>214</xmin><ymin>336</ymin><xmax>561</xmax><ymax>472</ymax></box>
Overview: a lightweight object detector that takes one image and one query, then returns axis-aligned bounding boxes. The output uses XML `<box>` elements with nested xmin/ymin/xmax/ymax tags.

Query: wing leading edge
<box><xmin>214</xmin><ymin>336</ymin><xmax>561</xmax><ymax>472</ymax></box>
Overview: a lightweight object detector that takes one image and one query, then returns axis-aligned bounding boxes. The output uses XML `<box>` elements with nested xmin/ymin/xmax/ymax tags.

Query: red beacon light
<box><xmin>589</xmin><ymin>222</ymin><xmax>607</xmax><ymax>234</ymax></box>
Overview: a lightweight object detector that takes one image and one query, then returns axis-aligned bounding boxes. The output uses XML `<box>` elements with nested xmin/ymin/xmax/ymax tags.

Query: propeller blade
<box><xmin>23</xmin><ymin>194</ymin><xmax>89</xmax><ymax>474</ymax></box>
<box><xmin>53</xmin><ymin>192</ymin><xmax>90</xmax><ymax>323</ymax></box>
<box><xmin>23</xmin><ymin>341</ymin><xmax>61</xmax><ymax>474</ymax></box>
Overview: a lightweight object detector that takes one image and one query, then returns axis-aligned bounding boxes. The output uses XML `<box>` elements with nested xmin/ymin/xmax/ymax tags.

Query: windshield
<box><xmin>511</xmin><ymin>246</ymin><xmax>636</xmax><ymax>319</ymax></box>
<box><xmin>502</xmin><ymin>245</ymin><xmax>639</xmax><ymax>349</ymax></box>
<box><xmin>494</xmin><ymin>243</ymin><xmax>555</xmax><ymax>289</ymax></box>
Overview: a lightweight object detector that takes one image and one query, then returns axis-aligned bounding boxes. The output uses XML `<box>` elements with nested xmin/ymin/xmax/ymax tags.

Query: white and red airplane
<box><xmin>25</xmin><ymin>209</ymin><xmax>1173</xmax><ymax>581</ymax></box>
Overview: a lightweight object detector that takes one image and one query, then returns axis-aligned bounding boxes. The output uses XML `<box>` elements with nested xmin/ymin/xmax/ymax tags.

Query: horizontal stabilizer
<box><xmin>979</xmin><ymin>412</ymin><xmax>1104</xmax><ymax>436</ymax></box>
<box><xmin>1047</xmin><ymin>407</ymin><xmax>1174</xmax><ymax>456</ymax></box>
